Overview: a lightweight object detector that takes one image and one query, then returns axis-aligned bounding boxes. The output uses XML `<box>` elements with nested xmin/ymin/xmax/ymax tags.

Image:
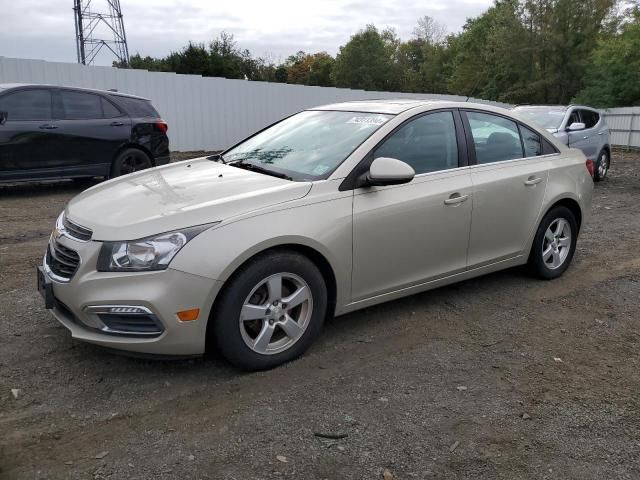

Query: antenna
<box><xmin>73</xmin><ymin>0</ymin><xmax>130</xmax><ymax>66</ymax></box>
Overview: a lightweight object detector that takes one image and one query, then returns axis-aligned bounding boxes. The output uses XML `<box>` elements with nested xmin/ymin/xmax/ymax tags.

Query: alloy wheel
<box><xmin>239</xmin><ymin>273</ymin><xmax>313</xmax><ymax>355</ymax></box>
<box><xmin>120</xmin><ymin>153</ymin><xmax>150</xmax><ymax>175</ymax></box>
<box><xmin>542</xmin><ymin>218</ymin><xmax>572</xmax><ymax>270</ymax></box>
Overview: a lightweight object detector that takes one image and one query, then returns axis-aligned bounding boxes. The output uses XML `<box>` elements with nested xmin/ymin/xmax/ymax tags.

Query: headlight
<box><xmin>97</xmin><ymin>224</ymin><xmax>217</xmax><ymax>272</ymax></box>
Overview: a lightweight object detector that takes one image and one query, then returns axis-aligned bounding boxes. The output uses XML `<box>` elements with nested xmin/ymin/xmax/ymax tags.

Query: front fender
<box><xmin>169</xmin><ymin>195</ymin><xmax>354</xmax><ymax>313</ymax></box>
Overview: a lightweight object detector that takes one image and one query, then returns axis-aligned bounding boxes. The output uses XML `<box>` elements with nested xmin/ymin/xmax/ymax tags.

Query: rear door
<box><xmin>463</xmin><ymin>110</ymin><xmax>552</xmax><ymax>267</ymax></box>
<box><xmin>581</xmin><ymin>109</ymin><xmax>605</xmax><ymax>158</ymax></box>
<box><xmin>0</xmin><ymin>88</ymin><xmax>57</xmax><ymax>180</ymax></box>
<box><xmin>54</xmin><ymin>89</ymin><xmax>131</xmax><ymax>176</ymax></box>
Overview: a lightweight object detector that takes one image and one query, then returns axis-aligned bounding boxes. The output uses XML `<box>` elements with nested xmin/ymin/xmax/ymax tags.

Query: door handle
<box><xmin>524</xmin><ymin>176</ymin><xmax>543</xmax><ymax>186</ymax></box>
<box><xmin>39</xmin><ymin>124</ymin><xmax>58</xmax><ymax>130</ymax></box>
<box><xmin>583</xmin><ymin>135</ymin><xmax>589</xmax><ymax>139</ymax></box>
<box><xmin>444</xmin><ymin>193</ymin><xmax>469</xmax><ymax>205</ymax></box>
<box><xmin>110</xmin><ymin>121</ymin><xmax>124</xmax><ymax>126</ymax></box>
<box><xmin>598</xmin><ymin>132</ymin><xmax>605</xmax><ymax>135</ymax></box>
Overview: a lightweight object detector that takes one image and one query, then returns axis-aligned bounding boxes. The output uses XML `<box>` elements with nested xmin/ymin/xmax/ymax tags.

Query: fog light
<box><xmin>177</xmin><ymin>308</ymin><xmax>200</xmax><ymax>322</ymax></box>
<box><xmin>109</xmin><ymin>306</ymin><xmax>148</xmax><ymax>314</ymax></box>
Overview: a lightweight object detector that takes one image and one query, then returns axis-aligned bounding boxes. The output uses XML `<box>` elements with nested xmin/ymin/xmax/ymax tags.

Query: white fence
<box><xmin>601</xmin><ymin>107</ymin><xmax>640</xmax><ymax>149</ymax></box>
<box><xmin>0</xmin><ymin>56</ymin><xmax>509</xmax><ymax>152</ymax></box>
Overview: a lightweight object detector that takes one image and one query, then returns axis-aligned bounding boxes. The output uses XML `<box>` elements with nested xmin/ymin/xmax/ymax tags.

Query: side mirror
<box><xmin>0</xmin><ymin>111</ymin><xmax>7</xmax><ymax>125</ymax></box>
<box><xmin>567</xmin><ymin>122</ymin><xmax>585</xmax><ymax>132</ymax></box>
<box><xmin>365</xmin><ymin>157</ymin><xmax>415</xmax><ymax>187</ymax></box>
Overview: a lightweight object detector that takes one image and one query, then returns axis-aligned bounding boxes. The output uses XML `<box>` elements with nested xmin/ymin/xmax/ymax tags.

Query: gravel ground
<box><xmin>1</xmin><ymin>150</ymin><xmax>639</xmax><ymax>479</ymax></box>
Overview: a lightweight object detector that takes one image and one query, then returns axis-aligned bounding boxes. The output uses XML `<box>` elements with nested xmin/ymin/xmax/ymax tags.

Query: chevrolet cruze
<box><xmin>38</xmin><ymin>100</ymin><xmax>593</xmax><ymax>370</ymax></box>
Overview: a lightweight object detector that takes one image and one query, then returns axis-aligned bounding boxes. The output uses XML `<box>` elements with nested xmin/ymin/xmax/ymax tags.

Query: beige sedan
<box><xmin>38</xmin><ymin>100</ymin><xmax>594</xmax><ymax>370</ymax></box>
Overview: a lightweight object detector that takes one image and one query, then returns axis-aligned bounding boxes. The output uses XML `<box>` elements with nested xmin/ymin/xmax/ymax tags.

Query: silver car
<box><xmin>38</xmin><ymin>100</ymin><xmax>593</xmax><ymax>370</ymax></box>
<box><xmin>513</xmin><ymin>105</ymin><xmax>611</xmax><ymax>181</ymax></box>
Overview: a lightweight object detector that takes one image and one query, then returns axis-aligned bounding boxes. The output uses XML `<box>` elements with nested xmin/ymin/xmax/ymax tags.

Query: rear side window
<box><xmin>581</xmin><ymin>110</ymin><xmax>599</xmax><ymax>129</ymax></box>
<box><xmin>466</xmin><ymin>111</ymin><xmax>523</xmax><ymax>164</ymax></box>
<box><xmin>61</xmin><ymin>90</ymin><xmax>102</xmax><ymax>119</ymax></box>
<box><xmin>519</xmin><ymin>125</ymin><xmax>542</xmax><ymax>157</ymax></box>
<box><xmin>101</xmin><ymin>97</ymin><xmax>122</xmax><ymax>118</ymax></box>
<box><xmin>374</xmin><ymin>111</ymin><xmax>459</xmax><ymax>174</ymax></box>
<box><xmin>0</xmin><ymin>89</ymin><xmax>52</xmax><ymax>120</ymax></box>
<box><xmin>112</xmin><ymin>96</ymin><xmax>159</xmax><ymax>117</ymax></box>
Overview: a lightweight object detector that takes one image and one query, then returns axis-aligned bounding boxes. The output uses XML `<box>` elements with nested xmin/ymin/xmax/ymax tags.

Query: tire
<box><xmin>593</xmin><ymin>149</ymin><xmax>609</xmax><ymax>182</ymax></box>
<box><xmin>528</xmin><ymin>206</ymin><xmax>578</xmax><ymax>280</ymax></box>
<box><xmin>110</xmin><ymin>148</ymin><xmax>153</xmax><ymax>178</ymax></box>
<box><xmin>210</xmin><ymin>250</ymin><xmax>327</xmax><ymax>371</ymax></box>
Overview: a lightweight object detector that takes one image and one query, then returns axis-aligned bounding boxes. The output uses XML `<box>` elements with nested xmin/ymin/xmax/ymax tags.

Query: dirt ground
<box><xmin>1</xmin><ymin>151</ymin><xmax>639</xmax><ymax>480</ymax></box>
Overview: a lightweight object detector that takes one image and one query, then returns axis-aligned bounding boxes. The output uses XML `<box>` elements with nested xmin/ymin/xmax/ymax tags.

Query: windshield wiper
<box><xmin>207</xmin><ymin>153</ymin><xmax>226</xmax><ymax>163</ymax></box>
<box><xmin>230</xmin><ymin>160</ymin><xmax>293</xmax><ymax>181</ymax></box>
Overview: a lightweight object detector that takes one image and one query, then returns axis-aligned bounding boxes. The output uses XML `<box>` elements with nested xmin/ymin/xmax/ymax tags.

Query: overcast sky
<box><xmin>1</xmin><ymin>0</ymin><xmax>493</xmax><ymax>66</ymax></box>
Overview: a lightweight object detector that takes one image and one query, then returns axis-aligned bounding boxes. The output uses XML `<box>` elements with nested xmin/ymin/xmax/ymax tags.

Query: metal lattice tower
<box><xmin>73</xmin><ymin>0</ymin><xmax>130</xmax><ymax>66</ymax></box>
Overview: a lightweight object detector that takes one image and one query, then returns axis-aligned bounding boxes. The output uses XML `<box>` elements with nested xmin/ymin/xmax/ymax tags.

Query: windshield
<box><xmin>224</xmin><ymin>110</ymin><xmax>392</xmax><ymax>181</ymax></box>
<box><xmin>514</xmin><ymin>107</ymin><xmax>566</xmax><ymax>129</ymax></box>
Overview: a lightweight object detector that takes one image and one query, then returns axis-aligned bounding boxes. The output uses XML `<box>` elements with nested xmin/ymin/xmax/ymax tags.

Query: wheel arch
<box><xmin>542</xmin><ymin>196</ymin><xmax>583</xmax><ymax>233</ymax></box>
<box><xmin>205</xmin><ymin>242</ymin><xmax>339</xmax><ymax>352</ymax></box>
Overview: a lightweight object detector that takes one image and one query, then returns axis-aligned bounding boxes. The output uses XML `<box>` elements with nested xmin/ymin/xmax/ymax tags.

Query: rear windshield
<box><xmin>514</xmin><ymin>107</ymin><xmax>566</xmax><ymax>129</ymax></box>
<box><xmin>111</xmin><ymin>95</ymin><xmax>159</xmax><ymax>117</ymax></box>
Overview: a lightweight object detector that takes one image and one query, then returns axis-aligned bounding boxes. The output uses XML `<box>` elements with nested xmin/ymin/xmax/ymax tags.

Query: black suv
<box><xmin>0</xmin><ymin>84</ymin><xmax>169</xmax><ymax>182</ymax></box>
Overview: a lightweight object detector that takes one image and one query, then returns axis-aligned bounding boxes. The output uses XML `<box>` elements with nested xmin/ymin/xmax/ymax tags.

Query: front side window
<box><xmin>0</xmin><ymin>89</ymin><xmax>51</xmax><ymax>121</ymax></box>
<box><xmin>467</xmin><ymin>111</ymin><xmax>523</xmax><ymax>164</ymax></box>
<box><xmin>567</xmin><ymin>110</ymin><xmax>581</xmax><ymax>127</ymax></box>
<box><xmin>581</xmin><ymin>110</ymin><xmax>599</xmax><ymax>129</ymax></box>
<box><xmin>224</xmin><ymin>110</ymin><xmax>391</xmax><ymax>181</ymax></box>
<box><xmin>374</xmin><ymin>111</ymin><xmax>459</xmax><ymax>174</ymax></box>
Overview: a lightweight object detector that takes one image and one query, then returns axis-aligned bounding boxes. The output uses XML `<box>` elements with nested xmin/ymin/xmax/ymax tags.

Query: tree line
<box><xmin>122</xmin><ymin>0</ymin><xmax>640</xmax><ymax>108</ymax></box>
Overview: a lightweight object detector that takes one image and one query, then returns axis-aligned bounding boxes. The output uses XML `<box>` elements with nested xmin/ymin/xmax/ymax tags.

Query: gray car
<box><xmin>513</xmin><ymin>105</ymin><xmax>611</xmax><ymax>181</ymax></box>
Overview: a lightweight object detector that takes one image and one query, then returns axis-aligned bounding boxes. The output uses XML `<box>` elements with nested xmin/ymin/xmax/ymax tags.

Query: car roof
<box><xmin>311</xmin><ymin>98</ymin><xmax>512</xmax><ymax>115</ymax></box>
<box><xmin>0</xmin><ymin>83</ymin><xmax>150</xmax><ymax>101</ymax></box>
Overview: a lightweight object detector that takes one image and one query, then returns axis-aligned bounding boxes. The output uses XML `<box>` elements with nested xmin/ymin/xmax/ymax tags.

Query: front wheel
<box><xmin>110</xmin><ymin>148</ymin><xmax>152</xmax><ymax>178</ymax></box>
<box><xmin>594</xmin><ymin>150</ymin><xmax>609</xmax><ymax>182</ymax></box>
<box><xmin>210</xmin><ymin>250</ymin><xmax>327</xmax><ymax>370</ymax></box>
<box><xmin>528</xmin><ymin>206</ymin><xmax>578</xmax><ymax>280</ymax></box>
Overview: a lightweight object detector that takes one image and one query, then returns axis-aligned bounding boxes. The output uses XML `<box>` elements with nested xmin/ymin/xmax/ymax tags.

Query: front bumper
<box><xmin>42</xmin><ymin>235</ymin><xmax>222</xmax><ymax>356</ymax></box>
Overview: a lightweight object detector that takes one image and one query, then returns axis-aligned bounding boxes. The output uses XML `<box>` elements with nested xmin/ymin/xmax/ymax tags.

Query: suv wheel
<box><xmin>111</xmin><ymin>148</ymin><xmax>152</xmax><ymax>178</ymax></box>
<box><xmin>528</xmin><ymin>206</ymin><xmax>578</xmax><ymax>280</ymax></box>
<box><xmin>594</xmin><ymin>150</ymin><xmax>609</xmax><ymax>182</ymax></box>
<box><xmin>210</xmin><ymin>250</ymin><xmax>327</xmax><ymax>370</ymax></box>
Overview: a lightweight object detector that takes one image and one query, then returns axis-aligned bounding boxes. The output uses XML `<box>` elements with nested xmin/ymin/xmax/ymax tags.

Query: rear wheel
<box><xmin>594</xmin><ymin>149</ymin><xmax>609</xmax><ymax>182</ymax></box>
<box><xmin>111</xmin><ymin>148</ymin><xmax>152</xmax><ymax>178</ymax></box>
<box><xmin>528</xmin><ymin>206</ymin><xmax>578</xmax><ymax>280</ymax></box>
<box><xmin>210</xmin><ymin>250</ymin><xmax>327</xmax><ymax>370</ymax></box>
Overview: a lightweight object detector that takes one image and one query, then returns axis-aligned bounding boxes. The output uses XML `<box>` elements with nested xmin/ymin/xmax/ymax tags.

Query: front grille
<box><xmin>47</xmin><ymin>240</ymin><xmax>80</xmax><ymax>280</ymax></box>
<box><xmin>63</xmin><ymin>216</ymin><xmax>92</xmax><ymax>241</ymax></box>
<box><xmin>97</xmin><ymin>313</ymin><xmax>164</xmax><ymax>336</ymax></box>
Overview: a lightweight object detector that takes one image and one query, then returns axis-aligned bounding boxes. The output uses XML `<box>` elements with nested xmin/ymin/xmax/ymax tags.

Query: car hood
<box><xmin>65</xmin><ymin>158</ymin><xmax>312</xmax><ymax>241</ymax></box>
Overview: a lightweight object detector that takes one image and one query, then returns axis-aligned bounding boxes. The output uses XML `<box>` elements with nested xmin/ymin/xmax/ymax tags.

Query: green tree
<box><xmin>332</xmin><ymin>25</ymin><xmax>402</xmax><ymax>91</ymax></box>
<box><xmin>574</xmin><ymin>7</ymin><xmax>640</xmax><ymax>106</ymax></box>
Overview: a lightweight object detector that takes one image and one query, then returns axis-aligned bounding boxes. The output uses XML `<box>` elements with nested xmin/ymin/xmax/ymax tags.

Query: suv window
<box><xmin>101</xmin><ymin>97</ymin><xmax>122</xmax><ymax>118</ymax></box>
<box><xmin>374</xmin><ymin>111</ymin><xmax>459</xmax><ymax>175</ymax></box>
<box><xmin>567</xmin><ymin>110</ymin><xmax>581</xmax><ymax>128</ymax></box>
<box><xmin>467</xmin><ymin>111</ymin><xmax>523</xmax><ymax>164</ymax></box>
<box><xmin>0</xmin><ymin>89</ymin><xmax>52</xmax><ymax>121</ymax></box>
<box><xmin>581</xmin><ymin>110</ymin><xmax>599</xmax><ymax>129</ymax></box>
<box><xmin>61</xmin><ymin>90</ymin><xmax>103</xmax><ymax>119</ymax></box>
<box><xmin>112</xmin><ymin>95</ymin><xmax>159</xmax><ymax>117</ymax></box>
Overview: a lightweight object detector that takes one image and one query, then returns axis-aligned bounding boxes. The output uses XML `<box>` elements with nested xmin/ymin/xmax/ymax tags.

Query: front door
<box><xmin>351</xmin><ymin>110</ymin><xmax>473</xmax><ymax>301</ymax></box>
<box><xmin>0</xmin><ymin>88</ymin><xmax>58</xmax><ymax>180</ymax></box>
